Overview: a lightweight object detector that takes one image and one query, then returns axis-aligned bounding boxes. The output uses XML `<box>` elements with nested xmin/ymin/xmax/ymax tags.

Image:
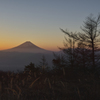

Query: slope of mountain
<box><xmin>3</xmin><ymin>41</ymin><xmax>52</xmax><ymax>53</ymax></box>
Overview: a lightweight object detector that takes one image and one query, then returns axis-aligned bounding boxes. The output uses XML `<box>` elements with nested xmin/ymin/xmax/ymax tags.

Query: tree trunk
<box><xmin>92</xmin><ymin>40</ymin><xmax>95</xmax><ymax>68</ymax></box>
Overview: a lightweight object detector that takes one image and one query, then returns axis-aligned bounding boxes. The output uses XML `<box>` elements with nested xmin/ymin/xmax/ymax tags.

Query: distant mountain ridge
<box><xmin>2</xmin><ymin>41</ymin><xmax>52</xmax><ymax>53</ymax></box>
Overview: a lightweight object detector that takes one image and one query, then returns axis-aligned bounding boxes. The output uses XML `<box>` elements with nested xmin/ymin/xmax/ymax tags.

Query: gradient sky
<box><xmin>0</xmin><ymin>0</ymin><xmax>100</xmax><ymax>51</ymax></box>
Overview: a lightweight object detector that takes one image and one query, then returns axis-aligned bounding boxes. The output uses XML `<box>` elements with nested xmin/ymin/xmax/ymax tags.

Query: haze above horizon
<box><xmin>0</xmin><ymin>0</ymin><xmax>100</xmax><ymax>51</ymax></box>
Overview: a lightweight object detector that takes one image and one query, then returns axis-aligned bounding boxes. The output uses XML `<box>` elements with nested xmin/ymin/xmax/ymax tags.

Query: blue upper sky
<box><xmin>0</xmin><ymin>0</ymin><xmax>100</xmax><ymax>51</ymax></box>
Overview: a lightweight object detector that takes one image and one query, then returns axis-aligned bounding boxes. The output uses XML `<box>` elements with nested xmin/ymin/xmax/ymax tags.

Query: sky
<box><xmin>0</xmin><ymin>0</ymin><xmax>100</xmax><ymax>51</ymax></box>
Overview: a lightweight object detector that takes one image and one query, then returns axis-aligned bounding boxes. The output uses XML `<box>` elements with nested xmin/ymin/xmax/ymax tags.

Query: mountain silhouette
<box><xmin>0</xmin><ymin>41</ymin><xmax>58</xmax><ymax>72</ymax></box>
<box><xmin>3</xmin><ymin>41</ymin><xmax>51</xmax><ymax>53</ymax></box>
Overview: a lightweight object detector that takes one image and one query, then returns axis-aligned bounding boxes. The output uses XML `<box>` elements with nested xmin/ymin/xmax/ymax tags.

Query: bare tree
<box><xmin>52</xmin><ymin>53</ymin><xmax>66</xmax><ymax>75</ymax></box>
<box><xmin>39</xmin><ymin>55</ymin><xmax>49</xmax><ymax>73</ymax></box>
<box><xmin>61</xmin><ymin>14</ymin><xmax>100</xmax><ymax>68</ymax></box>
<box><xmin>59</xmin><ymin>36</ymin><xmax>76</xmax><ymax>67</ymax></box>
<box><xmin>59</xmin><ymin>35</ymin><xmax>91</xmax><ymax>68</ymax></box>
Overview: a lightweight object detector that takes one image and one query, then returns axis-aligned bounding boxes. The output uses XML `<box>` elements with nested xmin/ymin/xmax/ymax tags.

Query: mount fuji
<box><xmin>0</xmin><ymin>41</ymin><xmax>55</xmax><ymax>72</ymax></box>
<box><xmin>3</xmin><ymin>41</ymin><xmax>51</xmax><ymax>53</ymax></box>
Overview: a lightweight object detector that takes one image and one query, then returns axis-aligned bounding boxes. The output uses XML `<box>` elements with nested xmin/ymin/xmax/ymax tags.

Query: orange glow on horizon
<box><xmin>0</xmin><ymin>46</ymin><xmax>60</xmax><ymax>51</ymax></box>
<box><xmin>0</xmin><ymin>43</ymin><xmax>60</xmax><ymax>51</ymax></box>
<box><xmin>0</xmin><ymin>45</ymin><xmax>13</xmax><ymax>50</ymax></box>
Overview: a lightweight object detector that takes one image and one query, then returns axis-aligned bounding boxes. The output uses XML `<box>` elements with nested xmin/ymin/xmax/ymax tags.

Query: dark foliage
<box><xmin>24</xmin><ymin>62</ymin><xmax>40</xmax><ymax>76</ymax></box>
<box><xmin>0</xmin><ymin>66</ymin><xmax>100</xmax><ymax>100</ymax></box>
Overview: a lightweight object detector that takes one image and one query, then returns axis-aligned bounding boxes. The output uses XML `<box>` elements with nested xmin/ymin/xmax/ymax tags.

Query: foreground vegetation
<box><xmin>0</xmin><ymin>67</ymin><xmax>100</xmax><ymax>100</ymax></box>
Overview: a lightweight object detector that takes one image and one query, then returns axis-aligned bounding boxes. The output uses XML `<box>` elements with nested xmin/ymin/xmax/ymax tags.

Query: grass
<box><xmin>0</xmin><ymin>67</ymin><xmax>100</xmax><ymax>100</ymax></box>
